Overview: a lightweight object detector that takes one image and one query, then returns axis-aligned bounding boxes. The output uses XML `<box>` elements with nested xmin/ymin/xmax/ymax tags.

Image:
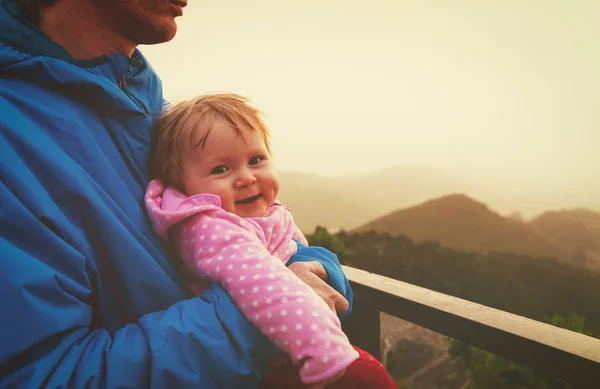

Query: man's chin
<box><xmin>135</xmin><ymin>22</ymin><xmax>178</xmax><ymax>45</ymax></box>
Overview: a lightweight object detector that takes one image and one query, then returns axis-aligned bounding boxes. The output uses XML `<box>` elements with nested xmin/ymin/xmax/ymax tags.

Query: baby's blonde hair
<box><xmin>148</xmin><ymin>93</ymin><xmax>271</xmax><ymax>190</ymax></box>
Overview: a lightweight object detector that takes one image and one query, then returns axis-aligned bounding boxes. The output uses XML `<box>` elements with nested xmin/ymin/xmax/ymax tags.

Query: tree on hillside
<box><xmin>327</xmin><ymin>229</ymin><xmax>600</xmax><ymax>335</ymax></box>
<box><xmin>305</xmin><ymin>228</ymin><xmax>600</xmax><ymax>388</ymax></box>
<box><xmin>305</xmin><ymin>226</ymin><xmax>354</xmax><ymax>264</ymax></box>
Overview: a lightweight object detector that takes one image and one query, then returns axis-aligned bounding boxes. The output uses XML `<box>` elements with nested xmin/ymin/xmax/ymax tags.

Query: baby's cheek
<box><xmin>207</xmin><ymin>183</ymin><xmax>233</xmax><ymax>211</ymax></box>
<box><xmin>265</xmin><ymin>184</ymin><xmax>279</xmax><ymax>206</ymax></box>
<box><xmin>271</xmin><ymin>176</ymin><xmax>280</xmax><ymax>198</ymax></box>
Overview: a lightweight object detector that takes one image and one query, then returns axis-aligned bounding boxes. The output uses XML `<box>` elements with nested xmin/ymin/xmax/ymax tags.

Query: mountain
<box><xmin>277</xmin><ymin>165</ymin><xmax>600</xmax><ymax>268</ymax></box>
<box><xmin>335</xmin><ymin>164</ymin><xmax>494</xmax><ymax>221</ymax></box>
<box><xmin>529</xmin><ymin>209</ymin><xmax>600</xmax><ymax>268</ymax></box>
<box><xmin>356</xmin><ymin>194</ymin><xmax>559</xmax><ymax>259</ymax></box>
<box><xmin>277</xmin><ymin>165</ymin><xmax>487</xmax><ymax>232</ymax></box>
<box><xmin>277</xmin><ymin>164</ymin><xmax>600</xmax><ymax>233</ymax></box>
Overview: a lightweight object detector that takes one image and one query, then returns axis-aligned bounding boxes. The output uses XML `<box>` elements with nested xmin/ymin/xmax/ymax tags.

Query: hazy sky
<box><xmin>142</xmin><ymin>0</ymin><xmax>599</xmax><ymax>210</ymax></box>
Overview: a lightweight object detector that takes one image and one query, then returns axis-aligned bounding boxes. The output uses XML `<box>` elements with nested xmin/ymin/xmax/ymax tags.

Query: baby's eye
<box><xmin>211</xmin><ymin>165</ymin><xmax>228</xmax><ymax>175</ymax></box>
<box><xmin>249</xmin><ymin>155</ymin><xmax>265</xmax><ymax>165</ymax></box>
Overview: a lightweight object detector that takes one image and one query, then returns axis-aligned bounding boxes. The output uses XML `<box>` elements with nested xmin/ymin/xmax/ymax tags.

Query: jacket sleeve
<box><xmin>288</xmin><ymin>242</ymin><xmax>354</xmax><ymax>319</ymax></box>
<box><xmin>178</xmin><ymin>215</ymin><xmax>358</xmax><ymax>384</ymax></box>
<box><xmin>0</xmin><ymin>181</ymin><xmax>278</xmax><ymax>389</ymax></box>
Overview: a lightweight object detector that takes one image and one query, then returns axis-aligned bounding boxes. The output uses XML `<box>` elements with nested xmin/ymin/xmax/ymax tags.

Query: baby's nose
<box><xmin>236</xmin><ymin>169</ymin><xmax>257</xmax><ymax>187</ymax></box>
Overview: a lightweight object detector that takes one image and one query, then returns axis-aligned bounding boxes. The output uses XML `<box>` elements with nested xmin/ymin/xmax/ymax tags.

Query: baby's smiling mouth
<box><xmin>236</xmin><ymin>194</ymin><xmax>261</xmax><ymax>205</ymax></box>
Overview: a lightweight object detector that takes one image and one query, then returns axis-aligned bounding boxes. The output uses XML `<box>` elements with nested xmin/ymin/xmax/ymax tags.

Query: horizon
<box><xmin>142</xmin><ymin>0</ymin><xmax>599</xmax><ymax>215</ymax></box>
<box><xmin>276</xmin><ymin>163</ymin><xmax>600</xmax><ymax>218</ymax></box>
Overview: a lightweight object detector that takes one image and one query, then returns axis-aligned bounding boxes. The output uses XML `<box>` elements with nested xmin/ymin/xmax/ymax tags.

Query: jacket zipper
<box><xmin>118</xmin><ymin>75</ymin><xmax>151</xmax><ymax>115</ymax></box>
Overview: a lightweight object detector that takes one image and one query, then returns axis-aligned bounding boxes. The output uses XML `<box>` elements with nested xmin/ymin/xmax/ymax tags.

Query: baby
<box><xmin>144</xmin><ymin>93</ymin><xmax>359</xmax><ymax>386</ymax></box>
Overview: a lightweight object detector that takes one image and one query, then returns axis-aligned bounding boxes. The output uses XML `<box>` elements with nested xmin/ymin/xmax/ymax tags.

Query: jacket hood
<box><xmin>145</xmin><ymin>179</ymin><xmax>225</xmax><ymax>241</ymax></box>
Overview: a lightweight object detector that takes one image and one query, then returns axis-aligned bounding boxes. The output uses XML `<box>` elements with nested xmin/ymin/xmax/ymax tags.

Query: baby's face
<box><xmin>180</xmin><ymin>118</ymin><xmax>279</xmax><ymax>218</ymax></box>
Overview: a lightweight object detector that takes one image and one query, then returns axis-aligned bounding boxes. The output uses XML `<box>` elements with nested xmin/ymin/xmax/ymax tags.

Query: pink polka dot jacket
<box><xmin>145</xmin><ymin>180</ymin><xmax>359</xmax><ymax>384</ymax></box>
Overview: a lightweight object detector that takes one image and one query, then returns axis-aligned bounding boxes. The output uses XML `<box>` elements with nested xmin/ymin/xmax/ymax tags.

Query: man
<box><xmin>0</xmin><ymin>1</ymin><xmax>353</xmax><ymax>387</ymax></box>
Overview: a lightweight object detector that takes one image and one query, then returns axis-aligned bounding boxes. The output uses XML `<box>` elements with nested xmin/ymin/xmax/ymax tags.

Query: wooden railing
<box><xmin>340</xmin><ymin>266</ymin><xmax>600</xmax><ymax>389</ymax></box>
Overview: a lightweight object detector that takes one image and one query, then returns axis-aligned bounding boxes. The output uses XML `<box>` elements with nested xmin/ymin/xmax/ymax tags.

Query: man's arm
<box><xmin>0</xmin><ymin>181</ymin><xmax>278</xmax><ymax>389</ymax></box>
<box><xmin>288</xmin><ymin>243</ymin><xmax>354</xmax><ymax>319</ymax></box>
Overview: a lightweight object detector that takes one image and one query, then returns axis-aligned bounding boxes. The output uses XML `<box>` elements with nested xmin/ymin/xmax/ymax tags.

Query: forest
<box><xmin>306</xmin><ymin>227</ymin><xmax>598</xmax><ymax>388</ymax></box>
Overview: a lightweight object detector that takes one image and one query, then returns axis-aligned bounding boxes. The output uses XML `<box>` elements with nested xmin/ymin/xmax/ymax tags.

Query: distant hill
<box><xmin>334</xmin><ymin>165</ymin><xmax>486</xmax><ymax>214</ymax></box>
<box><xmin>277</xmin><ymin>165</ymin><xmax>600</xmax><ymax>268</ymax></box>
<box><xmin>356</xmin><ymin>194</ymin><xmax>559</xmax><ymax>259</ymax></box>
<box><xmin>277</xmin><ymin>165</ymin><xmax>486</xmax><ymax>232</ymax></box>
<box><xmin>529</xmin><ymin>209</ymin><xmax>600</xmax><ymax>268</ymax></box>
<box><xmin>278</xmin><ymin>164</ymin><xmax>600</xmax><ymax>233</ymax></box>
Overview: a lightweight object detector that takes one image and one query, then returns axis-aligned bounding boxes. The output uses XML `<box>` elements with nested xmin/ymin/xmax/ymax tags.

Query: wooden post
<box><xmin>342</xmin><ymin>285</ymin><xmax>381</xmax><ymax>360</ymax></box>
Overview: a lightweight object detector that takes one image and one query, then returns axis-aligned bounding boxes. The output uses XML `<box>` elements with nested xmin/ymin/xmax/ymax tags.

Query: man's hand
<box><xmin>288</xmin><ymin>261</ymin><xmax>349</xmax><ymax>315</ymax></box>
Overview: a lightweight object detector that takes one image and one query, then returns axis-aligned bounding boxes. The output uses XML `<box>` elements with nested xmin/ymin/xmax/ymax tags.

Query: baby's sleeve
<box><xmin>290</xmin><ymin>217</ymin><xmax>309</xmax><ymax>247</ymax></box>
<box><xmin>178</xmin><ymin>214</ymin><xmax>358</xmax><ymax>384</ymax></box>
<box><xmin>288</xmin><ymin>211</ymin><xmax>308</xmax><ymax>246</ymax></box>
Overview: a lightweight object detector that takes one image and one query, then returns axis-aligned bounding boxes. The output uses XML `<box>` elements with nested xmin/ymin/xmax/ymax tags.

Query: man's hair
<box><xmin>148</xmin><ymin>93</ymin><xmax>272</xmax><ymax>191</ymax></box>
<box><xmin>18</xmin><ymin>0</ymin><xmax>58</xmax><ymax>24</ymax></box>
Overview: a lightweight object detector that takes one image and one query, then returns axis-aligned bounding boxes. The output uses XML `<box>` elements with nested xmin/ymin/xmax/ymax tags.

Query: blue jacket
<box><xmin>0</xmin><ymin>2</ymin><xmax>351</xmax><ymax>388</ymax></box>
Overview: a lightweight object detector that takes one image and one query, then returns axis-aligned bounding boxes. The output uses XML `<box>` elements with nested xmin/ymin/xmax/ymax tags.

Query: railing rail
<box><xmin>341</xmin><ymin>266</ymin><xmax>600</xmax><ymax>389</ymax></box>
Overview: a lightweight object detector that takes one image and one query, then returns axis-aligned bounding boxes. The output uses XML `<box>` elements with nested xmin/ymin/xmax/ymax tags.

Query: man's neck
<box><xmin>39</xmin><ymin>0</ymin><xmax>136</xmax><ymax>59</ymax></box>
